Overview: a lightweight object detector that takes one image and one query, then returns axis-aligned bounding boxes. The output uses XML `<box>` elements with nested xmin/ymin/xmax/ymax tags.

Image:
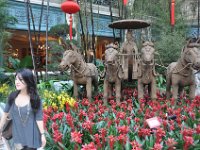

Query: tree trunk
<box><xmin>45</xmin><ymin>0</ymin><xmax>50</xmax><ymax>80</ymax></box>
<box><xmin>90</xmin><ymin>0</ymin><xmax>96</xmax><ymax>65</ymax></box>
<box><xmin>25</xmin><ymin>0</ymin><xmax>37</xmax><ymax>81</ymax></box>
<box><xmin>85</xmin><ymin>0</ymin><xmax>89</xmax><ymax>55</ymax></box>
<box><xmin>109</xmin><ymin>1</ymin><xmax>115</xmax><ymax>41</ymax></box>
<box><xmin>77</xmin><ymin>0</ymin><xmax>87</xmax><ymax>61</ymax></box>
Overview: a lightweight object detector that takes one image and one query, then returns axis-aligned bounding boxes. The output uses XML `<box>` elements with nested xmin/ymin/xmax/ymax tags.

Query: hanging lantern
<box><xmin>61</xmin><ymin>0</ymin><xmax>80</xmax><ymax>40</ymax></box>
<box><xmin>170</xmin><ymin>0</ymin><xmax>175</xmax><ymax>26</ymax></box>
<box><xmin>123</xmin><ymin>0</ymin><xmax>128</xmax><ymax>6</ymax></box>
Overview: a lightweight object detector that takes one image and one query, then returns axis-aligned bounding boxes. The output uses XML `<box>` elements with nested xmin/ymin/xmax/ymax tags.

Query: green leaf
<box><xmin>125</xmin><ymin>140</ymin><xmax>130</xmax><ymax>150</ymax></box>
<box><xmin>149</xmin><ymin>135</ymin><xmax>154</xmax><ymax>148</ymax></box>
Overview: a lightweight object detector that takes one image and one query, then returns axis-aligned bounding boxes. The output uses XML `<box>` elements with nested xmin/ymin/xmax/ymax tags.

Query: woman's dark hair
<box><xmin>8</xmin><ymin>68</ymin><xmax>41</xmax><ymax>111</ymax></box>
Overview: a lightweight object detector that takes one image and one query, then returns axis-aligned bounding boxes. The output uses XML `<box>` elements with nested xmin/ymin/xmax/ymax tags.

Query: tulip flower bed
<box><xmin>42</xmin><ymin>88</ymin><xmax>200</xmax><ymax>150</ymax></box>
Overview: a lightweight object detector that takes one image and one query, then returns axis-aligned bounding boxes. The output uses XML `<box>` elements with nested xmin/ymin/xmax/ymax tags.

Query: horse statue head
<box><xmin>181</xmin><ymin>41</ymin><xmax>200</xmax><ymax>70</ymax></box>
<box><xmin>104</xmin><ymin>43</ymin><xmax>119</xmax><ymax>66</ymax></box>
<box><xmin>59</xmin><ymin>50</ymin><xmax>83</xmax><ymax>71</ymax></box>
<box><xmin>140</xmin><ymin>41</ymin><xmax>155</xmax><ymax>65</ymax></box>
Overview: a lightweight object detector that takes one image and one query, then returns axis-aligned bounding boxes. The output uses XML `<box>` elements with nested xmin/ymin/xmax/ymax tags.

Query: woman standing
<box><xmin>0</xmin><ymin>68</ymin><xmax>46</xmax><ymax>150</ymax></box>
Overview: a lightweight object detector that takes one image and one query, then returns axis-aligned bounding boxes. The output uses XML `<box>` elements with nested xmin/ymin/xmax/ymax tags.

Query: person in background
<box><xmin>0</xmin><ymin>68</ymin><xmax>46</xmax><ymax>150</ymax></box>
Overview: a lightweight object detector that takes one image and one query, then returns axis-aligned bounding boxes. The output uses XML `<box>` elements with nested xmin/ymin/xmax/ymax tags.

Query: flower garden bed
<box><xmin>42</xmin><ymin>88</ymin><xmax>200</xmax><ymax>150</ymax></box>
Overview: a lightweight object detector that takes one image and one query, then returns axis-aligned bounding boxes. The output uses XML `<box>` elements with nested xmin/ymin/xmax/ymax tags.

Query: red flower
<box><xmin>181</xmin><ymin>128</ymin><xmax>194</xmax><ymax>137</ymax></box>
<box><xmin>82</xmin><ymin>120</ymin><xmax>94</xmax><ymax>133</ymax></box>
<box><xmin>88</xmin><ymin>112</ymin><xmax>95</xmax><ymax>121</ymax></box>
<box><xmin>52</xmin><ymin>122</ymin><xmax>59</xmax><ymax>131</ymax></box>
<box><xmin>189</xmin><ymin>111</ymin><xmax>196</xmax><ymax>120</ymax></box>
<box><xmin>81</xmin><ymin>98</ymin><xmax>90</xmax><ymax>106</ymax></box>
<box><xmin>99</xmin><ymin>128</ymin><xmax>107</xmax><ymax>146</ymax></box>
<box><xmin>65</xmin><ymin>102</ymin><xmax>70</xmax><ymax>112</ymax></box>
<box><xmin>134</xmin><ymin>117</ymin><xmax>140</xmax><ymax>123</ymax></box>
<box><xmin>71</xmin><ymin>131</ymin><xmax>83</xmax><ymax>144</ymax></box>
<box><xmin>51</xmin><ymin>112</ymin><xmax>64</xmax><ymax>122</ymax></box>
<box><xmin>94</xmin><ymin>134</ymin><xmax>102</xmax><ymax>148</ymax></box>
<box><xmin>53</xmin><ymin>130</ymin><xmax>63</xmax><ymax>143</ymax></box>
<box><xmin>117</xmin><ymin>125</ymin><xmax>129</xmax><ymax>134</ymax></box>
<box><xmin>138</xmin><ymin>128</ymin><xmax>151</xmax><ymax>137</ymax></box>
<box><xmin>130</xmin><ymin>140</ymin><xmax>142</xmax><ymax>150</ymax></box>
<box><xmin>162</xmin><ymin>120</ymin><xmax>168</xmax><ymax>129</ymax></box>
<box><xmin>165</xmin><ymin>138</ymin><xmax>177</xmax><ymax>148</ymax></box>
<box><xmin>196</xmin><ymin>124</ymin><xmax>200</xmax><ymax>134</ymax></box>
<box><xmin>44</xmin><ymin>106</ymin><xmax>53</xmax><ymax>115</ymax></box>
<box><xmin>108</xmin><ymin>135</ymin><xmax>116</xmax><ymax>150</ymax></box>
<box><xmin>183</xmin><ymin>136</ymin><xmax>194</xmax><ymax>150</ymax></box>
<box><xmin>117</xmin><ymin>134</ymin><xmax>127</xmax><ymax>145</ymax></box>
<box><xmin>66</xmin><ymin>113</ymin><xmax>74</xmax><ymax>129</ymax></box>
<box><xmin>78</xmin><ymin>110</ymin><xmax>86</xmax><ymax>121</ymax></box>
<box><xmin>153</xmin><ymin>143</ymin><xmax>162</xmax><ymax>150</ymax></box>
<box><xmin>116</xmin><ymin>111</ymin><xmax>126</xmax><ymax>120</ymax></box>
<box><xmin>43</xmin><ymin>113</ymin><xmax>49</xmax><ymax>129</ymax></box>
<box><xmin>73</xmin><ymin>101</ymin><xmax>78</xmax><ymax>109</ymax></box>
<box><xmin>127</xmin><ymin>99</ymin><xmax>132</xmax><ymax>104</ymax></box>
<box><xmin>107</xmin><ymin>119</ymin><xmax>112</xmax><ymax>128</ymax></box>
<box><xmin>155</xmin><ymin>127</ymin><xmax>165</xmax><ymax>143</ymax></box>
<box><xmin>81</xmin><ymin>142</ymin><xmax>97</xmax><ymax>150</ymax></box>
<box><xmin>127</xmin><ymin>117</ymin><xmax>131</xmax><ymax>125</ymax></box>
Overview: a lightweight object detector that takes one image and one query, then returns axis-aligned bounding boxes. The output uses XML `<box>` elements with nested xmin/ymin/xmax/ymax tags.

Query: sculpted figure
<box><xmin>137</xmin><ymin>41</ymin><xmax>157</xmax><ymax>100</ymax></box>
<box><xmin>102</xmin><ymin>43</ymin><xmax>124</xmax><ymax>105</ymax></box>
<box><xmin>59</xmin><ymin>50</ymin><xmax>98</xmax><ymax>101</ymax></box>
<box><xmin>120</xmin><ymin>29</ymin><xmax>139</xmax><ymax>80</ymax></box>
<box><xmin>166</xmin><ymin>41</ymin><xmax>200</xmax><ymax>100</ymax></box>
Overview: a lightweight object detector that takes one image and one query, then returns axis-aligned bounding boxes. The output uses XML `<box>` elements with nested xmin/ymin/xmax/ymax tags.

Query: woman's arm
<box><xmin>36</xmin><ymin>120</ymin><xmax>46</xmax><ymax>147</ymax></box>
<box><xmin>0</xmin><ymin>112</ymin><xmax>9</xmax><ymax>136</ymax></box>
<box><xmin>36</xmin><ymin>120</ymin><xmax>45</xmax><ymax>135</ymax></box>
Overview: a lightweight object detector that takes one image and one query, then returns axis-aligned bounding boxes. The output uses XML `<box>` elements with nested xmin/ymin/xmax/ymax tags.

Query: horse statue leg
<box><xmin>86</xmin><ymin>77</ymin><xmax>92</xmax><ymax>101</ymax></box>
<box><xmin>103</xmin><ymin>80</ymin><xmax>109</xmax><ymax>105</ymax></box>
<box><xmin>189</xmin><ymin>84</ymin><xmax>196</xmax><ymax>100</ymax></box>
<box><xmin>151</xmin><ymin>78</ymin><xmax>157</xmax><ymax>100</ymax></box>
<box><xmin>73</xmin><ymin>81</ymin><xmax>78</xmax><ymax>99</ymax></box>
<box><xmin>138</xmin><ymin>79</ymin><xmax>144</xmax><ymax>100</ymax></box>
<box><xmin>115</xmin><ymin>79</ymin><xmax>121</xmax><ymax>104</ymax></box>
<box><xmin>93</xmin><ymin>68</ymin><xmax>99</xmax><ymax>96</ymax></box>
<box><xmin>172</xmin><ymin>84</ymin><xmax>179</xmax><ymax>100</ymax></box>
<box><xmin>166</xmin><ymin>73</ymin><xmax>172</xmax><ymax>99</ymax></box>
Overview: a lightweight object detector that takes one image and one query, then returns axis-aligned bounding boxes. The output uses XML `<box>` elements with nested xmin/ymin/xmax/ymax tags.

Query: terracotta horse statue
<box><xmin>59</xmin><ymin>50</ymin><xmax>98</xmax><ymax>100</ymax></box>
<box><xmin>102</xmin><ymin>43</ymin><xmax>124</xmax><ymax>105</ymax></box>
<box><xmin>137</xmin><ymin>41</ymin><xmax>157</xmax><ymax>100</ymax></box>
<box><xmin>166</xmin><ymin>40</ymin><xmax>200</xmax><ymax>100</ymax></box>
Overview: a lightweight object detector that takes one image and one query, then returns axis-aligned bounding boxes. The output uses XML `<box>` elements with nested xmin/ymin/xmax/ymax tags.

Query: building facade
<box><xmin>5</xmin><ymin>0</ymin><xmax>120</xmax><ymax>68</ymax></box>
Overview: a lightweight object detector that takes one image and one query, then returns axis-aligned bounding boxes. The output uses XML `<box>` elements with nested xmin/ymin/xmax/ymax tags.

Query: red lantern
<box><xmin>61</xmin><ymin>0</ymin><xmax>80</xmax><ymax>40</ymax></box>
<box><xmin>123</xmin><ymin>0</ymin><xmax>128</xmax><ymax>6</ymax></box>
<box><xmin>170</xmin><ymin>0</ymin><xmax>175</xmax><ymax>26</ymax></box>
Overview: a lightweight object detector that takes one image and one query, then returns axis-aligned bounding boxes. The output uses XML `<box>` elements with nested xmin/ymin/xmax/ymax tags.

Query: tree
<box><xmin>0</xmin><ymin>0</ymin><xmax>17</xmax><ymax>67</ymax></box>
<box><xmin>128</xmin><ymin>0</ymin><xmax>188</xmax><ymax>74</ymax></box>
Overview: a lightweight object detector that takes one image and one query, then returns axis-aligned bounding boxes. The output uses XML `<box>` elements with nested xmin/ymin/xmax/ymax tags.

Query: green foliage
<box><xmin>0</xmin><ymin>0</ymin><xmax>17</xmax><ymax>67</ymax></box>
<box><xmin>155</xmin><ymin>31</ymin><xmax>185</xmax><ymax>65</ymax></box>
<box><xmin>0</xmin><ymin>67</ymin><xmax>10</xmax><ymax>84</ymax></box>
<box><xmin>129</xmin><ymin>0</ymin><xmax>187</xmax><ymax>75</ymax></box>
<box><xmin>0</xmin><ymin>0</ymin><xmax>17</xmax><ymax>31</ymax></box>
<box><xmin>37</xmin><ymin>79</ymin><xmax>73</xmax><ymax>96</ymax></box>
<box><xmin>156</xmin><ymin>74</ymin><xmax>166</xmax><ymax>91</ymax></box>
<box><xmin>48</xmin><ymin>23</ymin><xmax>76</xmax><ymax>38</ymax></box>
<box><xmin>7</xmin><ymin>56</ymin><xmax>33</xmax><ymax>71</ymax></box>
<box><xmin>46</xmin><ymin>40</ymin><xmax>65</xmax><ymax>71</ymax></box>
<box><xmin>47</xmin><ymin>39</ymin><xmax>81</xmax><ymax>71</ymax></box>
